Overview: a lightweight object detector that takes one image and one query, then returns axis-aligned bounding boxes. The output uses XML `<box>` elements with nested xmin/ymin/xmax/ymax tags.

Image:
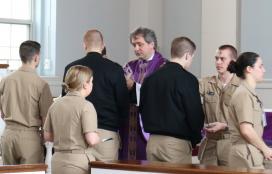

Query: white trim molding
<box><xmin>42</xmin><ymin>76</ymin><xmax>62</xmax><ymax>97</ymax></box>
<box><xmin>257</xmin><ymin>79</ymin><xmax>272</xmax><ymax>89</ymax></box>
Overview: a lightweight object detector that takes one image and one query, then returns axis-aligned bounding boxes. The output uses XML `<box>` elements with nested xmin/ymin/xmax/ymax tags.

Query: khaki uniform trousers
<box><xmin>264</xmin><ymin>159</ymin><xmax>272</xmax><ymax>169</ymax></box>
<box><xmin>229</xmin><ymin>143</ymin><xmax>264</xmax><ymax>169</ymax></box>
<box><xmin>92</xmin><ymin>129</ymin><xmax>120</xmax><ymax>161</ymax></box>
<box><xmin>146</xmin><ymin>135</ymin><xmax>192</xmax><ymax>164</ymax></box>
<box><xmin>199</xmin><ymin>137</ymin><xmax>231</xmax><ymax>166</ymax></box>
<box><xmin>1</xmin><ymin>126</ymin><xmax>43</xmax><ymax>165</ymax></box>
<box><xmin>52</xmin><ymin>150</ymin><xmax>95</xmax><ymax>174</ymax></box>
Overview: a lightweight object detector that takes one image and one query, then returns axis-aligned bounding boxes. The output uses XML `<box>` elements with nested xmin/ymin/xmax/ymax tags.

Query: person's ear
<box><xmin>185</xmin><ymin>52</ymin><xmax>189</xmax><ymax>60</ymax></box>
<box><xmin>34</xmin><ymin>54</ymin><xmax>39</xmax><ymax>63</ymax></box>
<box><xmin>83</xmin><ymin>42</ymin><xmax>87</xmax><ymax>50</ymax></box>
<box><xmin>246</xmin><ymin>66</ymin><xmax>253</xmax><ymax>73</ymax></box>
<box><xmin>82</xmin><ymin>81</ymin><xmax>88</xmax><ymax>90</ymax></box>
<box><xmin>149</xmin><ymin>42</ymin><xmax>155</xmax><ymax>48</ymax></box>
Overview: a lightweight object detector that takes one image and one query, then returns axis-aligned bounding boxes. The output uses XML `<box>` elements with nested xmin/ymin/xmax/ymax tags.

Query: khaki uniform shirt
<box><xmin>200</xmin><ymin>75</ymin><xmax>240</xmax><ymax>126</ymax></box>
<box><xmin>44</xmin><ymin>91</ymin><xmax>98</xmax><ymax>151</ymax></box>
<box><xmin>198</xmin><ymin>75</ymin><xmax>240</xmax><ymax>165</ymax></box>
<box><xmin>224</xmin><ymin>81</ymin><xmax>264</xmax><ymax>168</ymax></box>
<box><xmin>0</xmin><ymin>66</ymin><xmax>52</xmax><ymax>128</ymax></box>
<box><xmin>225</xmin><ymin>81</ymin><xmax>263</xmax><ymax>144</ymax></box>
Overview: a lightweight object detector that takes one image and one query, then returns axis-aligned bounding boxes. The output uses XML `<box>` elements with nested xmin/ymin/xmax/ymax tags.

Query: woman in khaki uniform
<box><xmin>225</xmin><ymin>52</ymin><xmax>272</xmax><ymax>169</ymax></box>
<box><xmin>44</xmin><ymin>65</ymin><xmax>100</xmax><ymax>174</ymax></box>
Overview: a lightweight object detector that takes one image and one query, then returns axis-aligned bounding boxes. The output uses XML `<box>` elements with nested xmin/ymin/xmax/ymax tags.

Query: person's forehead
<box><xmin>255</xmin><ymin>57</ymin><xmax>262</xmax><ymax>64</ymax></box>
<box><xmin>132</xmin><ymin>35</ymin><xmax>146</xmax><ymax>42</ymax></box>
<box><xmin>216</xmin><ymin>49</ymin><xmax>230</xmax><ymax>57</ymax></box>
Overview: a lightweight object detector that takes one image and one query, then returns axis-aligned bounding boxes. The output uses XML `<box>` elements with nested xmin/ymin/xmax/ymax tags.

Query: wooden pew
<box><xmin>0</xmin><ymin>164</ymin><xmax>47</xmax><ymax>174</ymax></box>
<box><xmin>90</xmin><ymin>160</ymin><xmax>272</xmax><ymax>174</ymax></box>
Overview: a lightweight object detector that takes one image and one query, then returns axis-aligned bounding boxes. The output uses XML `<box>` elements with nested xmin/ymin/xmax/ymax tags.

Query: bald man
<box><xmin>62</xmin><ymin>29</ymin><xmax>129</xmax><ymax>161</ymax></box>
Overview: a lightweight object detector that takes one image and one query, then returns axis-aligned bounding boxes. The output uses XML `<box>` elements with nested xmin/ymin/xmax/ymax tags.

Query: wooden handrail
<box><xmin>0</xmin><ymin>164</ymin><xmax>47</xmax><ymax>173</ymax></box>
<box><xmin>0</xmin><ymin>64</ymin><xmax>9</xmax><ymax>69</ymax></box>
<box><xmin>91</xmin><ymin>160</ymin><xmax>272</xmax><ymax>174</ymax></box>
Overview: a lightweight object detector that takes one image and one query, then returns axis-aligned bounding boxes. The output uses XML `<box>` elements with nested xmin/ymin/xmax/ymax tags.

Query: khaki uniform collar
<box><xmin>66</xmin><ymin>91</ymin><xmax>84</xmax><ymax>97</ymax></box>
<box><xmin>18</xmin><ymin>66</ymin><xmax>36</xmax><ymax>73</ymax></box>
<box><xmin>229</xmin><ymin>74</ymin><xmax>240</xmax><ymax>87</ymax></box>
<box><xmin>208</xmin><ymin>74</ymin><xmax>240</xmax><ymax>87</ymax></box>
<box><xmin>242</xmin><ymin>80</ymin><xmax>257</xmax><ymax>96</ymax></box>
<box><xmin>207</xmin><ymin>76</ymin><xmax>223</xmax><ymax>89</ymax></box>
<box><xmin>208</xmin><ymin>76</ymin><xmax>218</xmax><ymax>84</ymax></box>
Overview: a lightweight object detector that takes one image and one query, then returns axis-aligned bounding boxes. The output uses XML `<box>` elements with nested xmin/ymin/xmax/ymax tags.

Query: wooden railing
<box><xmin>90</xmin><ymin>160</ymin><xmax>272</xmax><ymax>174</ymax></box>
<box><xmin>0</xmin><ymin>64</ymin><xmax>9</xmax><ymax>69</ymax></box>
<box><xmin>0</xmin><ymin>164</ymin><xmax>47</xmax><ymax>173</ymax></box>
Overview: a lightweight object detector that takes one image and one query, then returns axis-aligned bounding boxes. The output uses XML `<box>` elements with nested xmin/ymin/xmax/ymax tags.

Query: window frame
<box><xmin>0</xmin><ymin>0</ymin><xmax>34</xmax><ymax>71</ymax></box>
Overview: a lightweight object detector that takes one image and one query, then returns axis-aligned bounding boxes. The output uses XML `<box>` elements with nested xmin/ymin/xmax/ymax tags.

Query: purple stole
<box><xmin>124</xmin><ymin>52</ymin><xmax>166</xmax><ymax>84</ymax></box>
<box><xmin>120</xmin><ymin>52</ymin><xmax>167</xmax><ymax>160</ymax></box>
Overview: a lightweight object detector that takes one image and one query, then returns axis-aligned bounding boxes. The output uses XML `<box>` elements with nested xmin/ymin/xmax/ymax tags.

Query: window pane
<box><xmin>0</xmin><ymin>23</ymin><xmax>11</xmax><ymax>47</ymax></box>
<box><xmin>8</xmin><ymin>59</ymin><xmax>21</xmax><ymax>71</ymax></box>
<box><xmin>0</xmin><ymin>47</ymin><xmax>10</xmax><ymax>60</ymax></box>
<box><xmin>11</xmin><ymin>0</ymin><xmax>31</xmax><ymax>20</ymax></box>
<box><xmin>0</xmin><ymin>0</ymin><xmax>12</xmax><ymax>18</ymax></box>
<box><xmin>10</xmin><ymin>47</ymin><xmax>20</xmax><ymax>60</ymax></box>
<box><xmin>11</xmin><ymin>24</ymin><xmax>29</xmax><ymax>47</ymax></box>
<box><xmin>0</xmin><ymin>60</ymin><xmax>8</xmax><ymax>64</ymax></box>
<box><xmin>0</xmin><ymin>0</ymin><xmax>31</xmax><ymax>20</ymax></box>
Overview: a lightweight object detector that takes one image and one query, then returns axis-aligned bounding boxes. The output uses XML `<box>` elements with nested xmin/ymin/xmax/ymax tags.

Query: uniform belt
<box><xmin>55</xmin><ymin>149</ymin><xmax>91</xmax><ymax>154</ymax></box>
<box><xmin>6</xmin><ymin>124</ymin><xmax>39</xmax><ymax>131</ymax></box>
<box><xmin>207</xmin><ymin>133</ymin><xmax>230</xmax><ymax>140</ymax></box>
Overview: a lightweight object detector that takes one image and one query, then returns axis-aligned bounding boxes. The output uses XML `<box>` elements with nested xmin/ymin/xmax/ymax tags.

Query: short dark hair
<box><xmin>228</xmin><ymin>52</ymin><xmax>259</xmax><ymax>79</ymax></box>
<box><xmin>218</xmin><ymin>44</ymin><xmax>237</xmax><ymax>60</ymax></box>
<box><xmin>171</xmin><ymin>37</ymin><xmax>196</xmax><ymax>58</ymax></box>
<box><xmin>102</xmin><ymin>47</ymin><xmax>106</xmax><ymax>56</ymax></box>
<box><xmin>19</xmin><ymin>40</ymin><xmax>41</xmax><ymax>63</ymax></box>
<box><xmin>130</xmin><ymin>27</ymin><xmax>157</xmax><ymax>50</ymax></box>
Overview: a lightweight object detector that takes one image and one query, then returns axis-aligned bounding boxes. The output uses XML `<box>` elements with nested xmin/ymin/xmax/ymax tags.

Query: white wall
<box><xmin>55</xmin><ymin>0</ymin><xmax>130</xmax><ymax>76</ymax></box>
<box><xmin>128</xmin><ymin>0</ymin><xmax>164</xmax><ymax>60</ymax></box>
<box><xmin>239</xmin><ymin>0</ymin><xmax>272</xmax><ymax>108</ymax></box>
<box><xmin>201</xmin><ymin>0</ymin><xmax>238</xmax><ymax>77</ymax></box>
<box><xmin>162</xmin><ymin>0</ymin><xmax>202</xmax><ymax>77</ymax></box>
<box><xmin>240</xmin><ymin>0</ymin><xmax>272</xmax><ymax>79</ymax></box>
<box><xmin>257</xmin><ymin>81</ymin><xmax>272</xmax><ymax>109</ymax></box>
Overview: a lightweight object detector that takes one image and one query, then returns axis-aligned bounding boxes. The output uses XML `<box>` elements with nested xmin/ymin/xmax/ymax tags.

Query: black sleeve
<box><xmin>114</xmin><ymin>67</ymin><xmax>129</xmax><ymax>120</ymax></box>
<box><xmin>181</xmin><ymin>77</ymin><xmax>204</xmax><ymax>147</ymax></box>
<box><xmin>129</xmin><ymin>82</ymin><xmax>137</xmax><ymax>104</ymax></box>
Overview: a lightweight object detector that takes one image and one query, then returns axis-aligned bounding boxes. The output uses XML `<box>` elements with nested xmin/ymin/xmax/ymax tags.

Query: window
<box><xmin>0</xmin><ymin>0</ymin><xmax>56</xmax><ymax>76</ymax></box>
<box><xmin>0</xmin><ymin>0</ymin><xmax>32</xmax><ymax>71</ymax></box>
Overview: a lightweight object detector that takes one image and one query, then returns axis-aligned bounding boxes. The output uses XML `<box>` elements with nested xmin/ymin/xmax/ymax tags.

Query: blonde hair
<box><xmin>63</xmin><ymin>65</ymin><xmax>93</xmax><ymax>92</ymax></box>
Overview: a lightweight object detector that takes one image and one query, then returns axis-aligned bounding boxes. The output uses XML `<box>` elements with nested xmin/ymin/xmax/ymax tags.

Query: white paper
<box><xmin>136</xmin><ymin>83</ymin><xmax>141</xmax><ymax>106</ymax></box>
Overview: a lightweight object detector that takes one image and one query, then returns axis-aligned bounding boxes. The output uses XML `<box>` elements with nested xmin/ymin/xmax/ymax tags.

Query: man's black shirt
<box><xmin>62</xmin><ymin>52</ymin><xmax>129</xmax><ymax>132</ymax></box>
<box><xmin>140</xmin><ymin>62</ymin><xmax>204</xmax><ymax>147</ymax></box>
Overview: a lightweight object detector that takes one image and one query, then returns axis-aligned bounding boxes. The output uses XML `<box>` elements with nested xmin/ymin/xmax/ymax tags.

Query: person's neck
<box><xmin>218</xmin><ymin>71</ymin><xmax>234</xmax><ymax>85</ymax></box>
<box><xmin>21</xmin><ymin>63</ymin><xmax>36</xmax><ymax>70</ymax></box>
<box><xmin>80</xmin><ymin>89</ymin><xmax>87</xmax><ymax>98</ymax></box>
<box><xmin>142</xmin><ymin>50</ymin><xmax>155</xmax><ymax>60</ymax></box>
<box><xmin>170</xmin><ymin>58</ymin><xmax>187</xmax><ymax>70</ymax></box>
<box><xmin>86</xmin><ymin>48</ymin><xmax>102</xmax><ymax>54</ymax></box>
<box><xmin>245</xmin><ymin>75</ymin><xmax>257</xmax><ymax>89</ymax></box>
